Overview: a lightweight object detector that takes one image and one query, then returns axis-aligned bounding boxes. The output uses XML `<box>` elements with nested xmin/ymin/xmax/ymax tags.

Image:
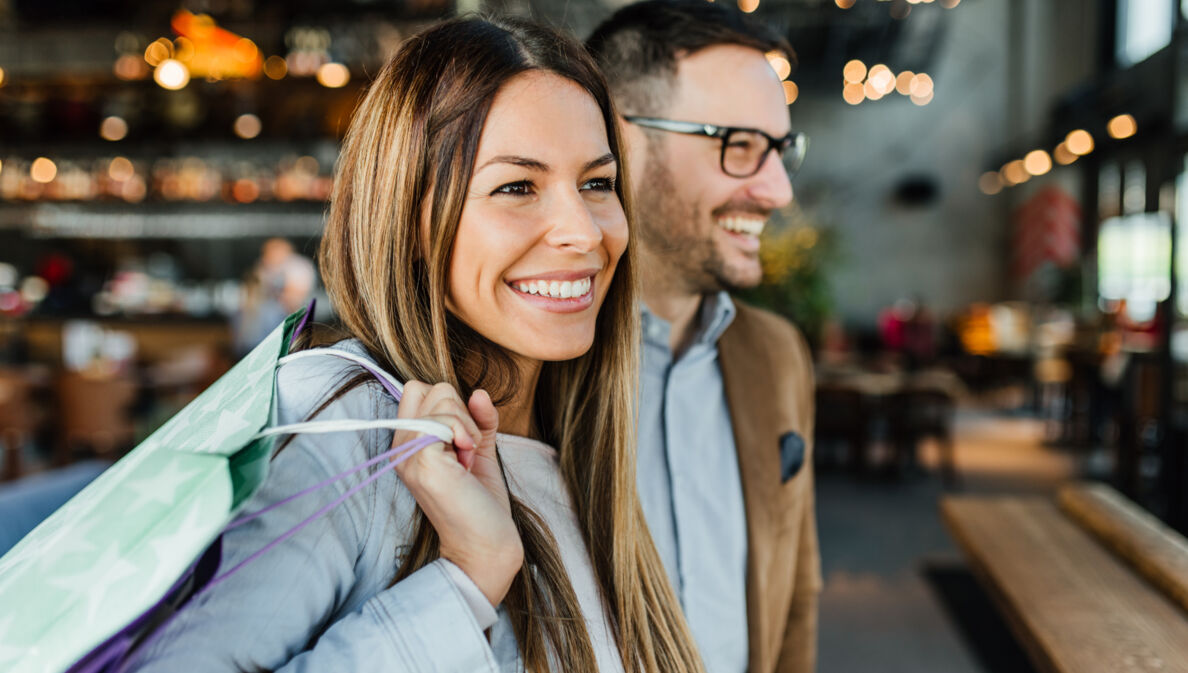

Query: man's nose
<box><xmin>744</xmin><ymin>149</ymin><xmax>795</xmax><ymax>209</ymax></box>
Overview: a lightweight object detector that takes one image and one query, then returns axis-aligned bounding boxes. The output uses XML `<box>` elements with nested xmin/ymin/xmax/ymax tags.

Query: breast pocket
<box><xmin>778</xmin><ymin>430</ymin><xmax>807</xmax><ymax>483</ymax></box>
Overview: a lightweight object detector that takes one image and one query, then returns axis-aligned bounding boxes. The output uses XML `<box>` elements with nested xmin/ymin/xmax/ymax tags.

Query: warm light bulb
<box><xmin>1003</xmin><ymin>160</ymin><xmax>1029</xmax><ymax>185</ymax></box>
<box><xmin>100</xmin><ymin>116</ymin><xmax>128</xmax><ymax>141</ymax></box>
<box><xmin>895</xmin><ymin>71</ymin><xmax>915</xmax><ymax>95</ymax></box>
<box><xmin>738</xmin><ymin>0</ymin><xmax>760</xmax><ymax>12</ymax></box>
<box><xmin>843</xmin><ymin>59</ymin><xmax>867</xmax><ymax>84</ymax></box>
<box><xmin>766</xmin><ymin>52</ymin><xmax>792</xmax><ymax>81</ymax></box>
<box><xmin>144</xmin><ymin>38</ymin><xmax>172</xmax><ymax>67</ymax></box>
<box><xmin>783</xmin><ymin>81</ymin><xmax>799</xmax><ymax>104</ymax></box>
<box><xmin>1107</xmin><ymin>114</ymin><xmax>1137</xmax><ymax>139</ymax></box>
<box><xmin>979</xmin><ymin>171</ymin><xmax>1003</xmax><ymax>195</ymax></box>
<box><xmin>843</xmin><ymin>82</ymin><xmax>865</xmax><ymax>105</ymax></box>
<box><xmin>868</xmin><ymin>64</ymin><xmax>895</xmax><ymax>95</ymax></box>
<box><xmin>1053</xmin><ymin>142</ymin><xmax>1077</xmax><ymax>165</ymax></box>
<box><xmin>264</xmin><ymin>55</ymin><xmax>288</xmax><ymax>80</ymax></box>
<box><xmin>31</xmin><ymin>158</ymin><xmax>57</xmax><ymax>184</ymax></box>
<box><xmin>864</xmin><ymin>79</ymin><xmax>884</xmax><ymax>101</ymax></box>
<box><xmin>316</xmin><ymin>62</ymin><xmax>350</xmax><ymax>88</ymax></box>
<box><xmin>154</xmin><ymin>59</ymin><xmax>190</xmax><ymax>90</ymax></box>
<box><xmin>234</xmin><ymin>114</ymin><xmax>262</xmax><ymax>139</ymax></box>
<box><xmin>1065</xmin><ymin>129</ymin><xmax>1094</xmax><ymax>155</ymax></box>
<box><xmin>909</xmin><ymin>73</ymin><xmax>933</xmax><ymax>98</ymax></box>
<box><xmin>113</xmin><ymin>54</ymin><xmax>149</xmax><ymax>80</ymax></box>
<box><xmin>1024</xmin><ymin>149</ymin><xmax>1052</xmax><ymax>176</ymax></box>
<box><xmin>108</xmin><ymin>157</ymin><xmax>135</xmax><ymax>182</ymax></box>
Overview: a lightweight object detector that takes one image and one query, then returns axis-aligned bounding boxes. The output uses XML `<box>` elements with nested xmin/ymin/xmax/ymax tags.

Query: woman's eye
<box><xmin>581</xmin><ymin>177</ymin><xmax>616</xmax><ymax>192</ymax></box>
<box><xmin>493</xmin><ymin>180</ymin><xmax>533</xmax><ymax>196</ymax></box>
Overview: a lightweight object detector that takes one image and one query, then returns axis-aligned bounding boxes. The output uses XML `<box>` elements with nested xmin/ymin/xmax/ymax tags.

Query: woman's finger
<box><xmin>425</xmin><ymin>398</ymin><xmax>481</xmax><ymax>453</ymax></box>
<box><xmin>421</xmin><ymin>384</ymin><xmax>481</xmax><ymax>448</ymax></box>
<box><xmin>468</xmin><ymin>389</ymin><xmax>499</xmax><ymax>439</ymax></box>
<box><xmin>397</xmin><ymin>381</ymin><xmax>431</xmax><ymax>419</ymax></box>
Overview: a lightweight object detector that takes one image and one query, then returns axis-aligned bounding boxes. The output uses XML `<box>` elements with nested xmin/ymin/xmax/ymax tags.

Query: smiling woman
<box><xmin>124</xmin><ymin>15</ymin><xmax>705</xmax><ymax>673</ymax></box>
<box><xmin>450</xmin><ymin>71</ymin><xmax>628</xmax><ymax>363</ymax></box>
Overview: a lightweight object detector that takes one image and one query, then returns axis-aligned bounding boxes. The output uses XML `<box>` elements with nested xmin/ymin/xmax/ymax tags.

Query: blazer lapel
<box><xmin>718</xmin><ymin>309</ymin><xmax>784</xmax><ymax>673</ymax></box>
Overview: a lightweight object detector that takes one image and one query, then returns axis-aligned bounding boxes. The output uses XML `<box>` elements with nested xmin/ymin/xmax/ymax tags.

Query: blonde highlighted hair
<box><xmin>318</xmin><ymin>15</ymin><xmax>704</xmax><ymax>673</ymax></box>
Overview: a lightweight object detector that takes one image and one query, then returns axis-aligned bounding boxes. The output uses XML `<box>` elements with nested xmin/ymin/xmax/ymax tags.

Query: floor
<box><xmin>815</xmin><ymin>408</ymin><xmax>1080</xmax><ymax>673</ymax></box>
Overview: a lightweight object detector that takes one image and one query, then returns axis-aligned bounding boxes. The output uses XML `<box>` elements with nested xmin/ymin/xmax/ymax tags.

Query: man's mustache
<box><xmin>710</xmin><ymin>202</ymin><xmax>771</xmax><ymax>218</ymax></box>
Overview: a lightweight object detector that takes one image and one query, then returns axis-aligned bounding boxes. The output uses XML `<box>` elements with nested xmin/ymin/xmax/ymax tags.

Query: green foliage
<box><xmin>738</xmin><ymin>213</ymin><xmax>840</xmax><ymax>348</ymax></box>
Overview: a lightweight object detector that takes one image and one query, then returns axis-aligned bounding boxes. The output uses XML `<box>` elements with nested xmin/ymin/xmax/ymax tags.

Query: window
<box><xmin>1118</xmin><ymin>0</ymin><xmax>1174</xmax><ymax>67</ymax></box>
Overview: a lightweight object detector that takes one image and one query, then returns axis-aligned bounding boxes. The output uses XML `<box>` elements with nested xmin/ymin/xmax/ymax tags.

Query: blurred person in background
<box><xmin>233</xmin><ymin>237</ymin><xmax>316</xmax><ymax>355</ymax></box>
<box><xmin>588</xmin><ymin>3</ymin><xmax>821</xmax><ymax>672</ymax></box>
<box><xmin>128</xmin><ymin>16</ymin><xmax>704</xmax><ymax>673</ymax></box>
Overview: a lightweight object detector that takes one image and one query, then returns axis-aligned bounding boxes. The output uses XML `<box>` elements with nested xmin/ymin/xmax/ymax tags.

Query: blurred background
<box><xmin>0</xmin><ymin>0</ymin><xmax>1184</xmax><ymax>671</ymax></box>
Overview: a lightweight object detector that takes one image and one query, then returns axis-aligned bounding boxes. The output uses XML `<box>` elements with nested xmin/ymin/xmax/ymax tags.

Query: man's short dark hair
<box><xmin>586</xmin><ymin>0</ymin><xmax>794</xmax><ymax>117</ymax></box>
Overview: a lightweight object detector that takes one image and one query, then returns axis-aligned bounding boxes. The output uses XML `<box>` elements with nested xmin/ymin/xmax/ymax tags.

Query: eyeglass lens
<box><xmin>721</xmin><ymin>130</ymin><xmax>802</xmax><ymax>177</ymax></box>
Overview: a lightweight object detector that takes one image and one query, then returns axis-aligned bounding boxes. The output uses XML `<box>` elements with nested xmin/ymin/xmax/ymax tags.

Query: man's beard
<box><xmin>634</xmin><ymin>153</ymin><xmax>760</xmax><ymax>294</ymax></box>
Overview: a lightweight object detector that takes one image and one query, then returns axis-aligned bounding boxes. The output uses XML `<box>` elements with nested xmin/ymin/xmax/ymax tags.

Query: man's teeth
<box><xmin>718</xmin><ymin>217</ymin><xmax>765</xmax><ymax>236</ymax></box>
<box><xmin>514</xmin><ymin>277</ymin><xmax>592</xmax><ymax>299</ymax></box>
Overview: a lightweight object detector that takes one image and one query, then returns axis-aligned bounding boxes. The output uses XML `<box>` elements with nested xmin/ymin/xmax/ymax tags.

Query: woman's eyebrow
<box><xmin>477</xmin><ymin>155</ymin><xmax>549</xmax><ymax>172</ymax></box>
<box><xmin>583</xmin><ymin>153</ymin><xmax>616</xmax><ymax>172</ymax></box>
<box><xmin>475</xmin><ymin>153</ymin><xmax>616</xmax><ymax>174</ymax></box>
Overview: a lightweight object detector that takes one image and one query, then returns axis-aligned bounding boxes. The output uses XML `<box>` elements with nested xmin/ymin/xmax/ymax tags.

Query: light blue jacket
<box><xmin>127</xmin><ymin>341</ymin><xmax>518</xmax><ymax>672</ymax></box>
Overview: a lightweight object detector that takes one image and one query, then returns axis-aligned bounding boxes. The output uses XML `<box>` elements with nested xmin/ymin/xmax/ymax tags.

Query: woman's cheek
<box><xmin>601</xmin><ymin>210</ymin><xmax>629</xmax><ymax>262</ymax></box>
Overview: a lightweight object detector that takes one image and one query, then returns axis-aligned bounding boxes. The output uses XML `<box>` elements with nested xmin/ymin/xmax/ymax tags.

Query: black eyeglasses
<box><xmin>624</xmin><ymin>116</ymin><xmax>808</xmax><ymax>178</ymax></box>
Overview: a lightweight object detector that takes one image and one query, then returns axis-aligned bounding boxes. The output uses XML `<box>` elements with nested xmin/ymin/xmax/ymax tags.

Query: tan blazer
<box><xmin>718</xmin><ymin>302</ymin><xmax>822</xmax><ymax>673</ymax></box>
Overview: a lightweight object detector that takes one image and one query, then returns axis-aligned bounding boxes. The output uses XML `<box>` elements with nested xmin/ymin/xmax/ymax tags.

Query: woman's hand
<box><xmin>391</xmin><ymin>382</ymin><xmax>523</xmax><ymax>607</ymax></box>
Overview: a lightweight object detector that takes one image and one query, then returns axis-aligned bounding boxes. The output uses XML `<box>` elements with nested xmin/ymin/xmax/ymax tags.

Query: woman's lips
<box><xmin>507</xmin><ymin>275</ymin><xmax>596</xmax><ymax>314</ymax></box>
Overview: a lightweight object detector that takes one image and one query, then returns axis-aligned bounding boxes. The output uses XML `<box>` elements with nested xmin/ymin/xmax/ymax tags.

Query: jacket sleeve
<box><xmin>776</xmin><ymin>325</ymin><xmax>823</xmax><ymax>673</ymax></box>
<box><xmin>125</xmin><ymin>381</ymin><xmax>501</xmax><ymax>673</ymax></box>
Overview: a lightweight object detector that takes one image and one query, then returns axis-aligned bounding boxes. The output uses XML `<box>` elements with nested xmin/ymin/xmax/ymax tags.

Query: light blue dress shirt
<box><xmin>637</xmin><ymin>292</ymin><xmax>750</xmax><ymax>673</ymax></box>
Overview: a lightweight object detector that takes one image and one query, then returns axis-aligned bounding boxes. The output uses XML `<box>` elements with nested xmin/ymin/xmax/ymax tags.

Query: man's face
<box><xmin>629</xmin><ymin>44</ymin><xmax>794</xmax><ymax>293</ymax></box>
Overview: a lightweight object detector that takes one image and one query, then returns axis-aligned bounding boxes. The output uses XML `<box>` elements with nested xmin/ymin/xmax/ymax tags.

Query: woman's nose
<box><xmin>544</xmin><ymin>191</ymin><xmax>604</xmax><ymax>252</ymax></box>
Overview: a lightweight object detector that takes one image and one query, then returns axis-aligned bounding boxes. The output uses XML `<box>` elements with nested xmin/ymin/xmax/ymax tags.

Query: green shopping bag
<box><xmin>0</xmin><ymin>306</ymin><xmax>449</xmax><ymax>673</ymax></box>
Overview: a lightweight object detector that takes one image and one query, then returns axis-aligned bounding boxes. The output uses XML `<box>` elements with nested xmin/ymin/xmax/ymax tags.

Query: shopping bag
<box><xmin>0</xmin><ymin>305</ymin><xmax>450</xmax><ymax>673</ymax></box>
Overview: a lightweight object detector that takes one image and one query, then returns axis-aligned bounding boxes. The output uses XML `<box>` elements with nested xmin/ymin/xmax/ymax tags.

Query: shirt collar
<box><xmin>641</xmin><ymin>291</ymin><xmax>737</xmax><ymax>351</ymax></box>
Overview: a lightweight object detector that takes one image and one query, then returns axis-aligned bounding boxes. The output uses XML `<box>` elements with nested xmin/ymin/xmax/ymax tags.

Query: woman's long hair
<box><xmin>318</xmin><ymin>16</ymin><xmax>704</xmax><ymax>673</ymax></box>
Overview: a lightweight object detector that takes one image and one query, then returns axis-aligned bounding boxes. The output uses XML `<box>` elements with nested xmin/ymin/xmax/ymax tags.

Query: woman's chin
<box><xmin>512</xmin><ymin>336</ymin><xmax>596</xmax><ymax>363</ymax></box>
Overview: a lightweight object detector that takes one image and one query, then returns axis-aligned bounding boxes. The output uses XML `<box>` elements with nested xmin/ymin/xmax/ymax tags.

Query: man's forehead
<box><xmin>668</xmin><ymin>44</ymin><xmax>792</xmax><ymax>135</ymax></box>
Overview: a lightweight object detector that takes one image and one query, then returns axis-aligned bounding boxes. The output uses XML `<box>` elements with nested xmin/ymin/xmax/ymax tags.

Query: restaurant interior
<box><xmin>1</xmin><ymin>0</ymin><xmax>1186</xmax><ymax>671</ymax></box>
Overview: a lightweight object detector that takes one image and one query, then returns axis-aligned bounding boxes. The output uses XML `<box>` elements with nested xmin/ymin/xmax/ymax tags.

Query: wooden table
<box><xmin>942</xmin><ymin>486</ymin><xmax>1188</xmax><ymax>673</ymax></box>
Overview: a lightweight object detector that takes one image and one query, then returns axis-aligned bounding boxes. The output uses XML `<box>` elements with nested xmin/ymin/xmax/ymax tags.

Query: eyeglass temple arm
<box><xmin>624</xmin><ymin>116</ymin><xmax>725</xmax><ymax>137</ymax></box>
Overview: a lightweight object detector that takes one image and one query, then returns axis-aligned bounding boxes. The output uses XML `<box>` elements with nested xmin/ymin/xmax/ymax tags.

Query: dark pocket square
<box><xmin>779</xmin><ymin>431</ymin><xmax>806</xmax><ymax>482</ymax></box>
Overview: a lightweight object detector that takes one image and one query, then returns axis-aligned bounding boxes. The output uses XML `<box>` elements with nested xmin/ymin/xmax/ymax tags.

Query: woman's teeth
<box><xmin>514</xmin><ymin>277</ymin><xmax>592</xmax><ymax>299</ymax></box>
<box><xmin>718</xmin><ymin>216</ymin><xmax>765</xmax><ymax>236</ymax></box>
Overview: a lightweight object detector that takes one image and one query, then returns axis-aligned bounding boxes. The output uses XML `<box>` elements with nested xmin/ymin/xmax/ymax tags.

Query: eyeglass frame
<box><xmin>623</xmin><ymin>116</ymin><xmax>809</xmax><ymax>178</ymax></box>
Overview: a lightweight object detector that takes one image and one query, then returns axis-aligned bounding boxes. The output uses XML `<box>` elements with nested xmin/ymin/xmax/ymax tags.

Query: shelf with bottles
<box><xmin>0</xmin><ymin>145</ymin><xmax>337</xmax><ymax>207</ymax></box>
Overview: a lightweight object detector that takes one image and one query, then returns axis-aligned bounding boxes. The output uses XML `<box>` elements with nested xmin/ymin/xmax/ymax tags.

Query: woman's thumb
<box><xmin>468</xmin><ymin>389</ymin><xmax>499</xmax><ymax>438</ymax></box>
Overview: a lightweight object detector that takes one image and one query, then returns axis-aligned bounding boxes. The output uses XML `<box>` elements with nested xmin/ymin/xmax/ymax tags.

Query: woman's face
<box><xmin>445</xmin><ymin>71</ymin><xmax>628</xmax><ymax>362</ymax></box>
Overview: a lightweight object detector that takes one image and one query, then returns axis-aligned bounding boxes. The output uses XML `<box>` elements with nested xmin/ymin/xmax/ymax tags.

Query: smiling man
<box><xmin>588</xmin><ymin>3</ymin><xmax>821</xmax><ymax>672</ymax></box>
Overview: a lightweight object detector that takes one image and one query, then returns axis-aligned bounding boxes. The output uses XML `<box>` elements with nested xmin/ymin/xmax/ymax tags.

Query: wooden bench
<box><xmin>942</xmin><ymin>483</ymin><xmax>1188</xmax><ymax>673</ymax></box>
